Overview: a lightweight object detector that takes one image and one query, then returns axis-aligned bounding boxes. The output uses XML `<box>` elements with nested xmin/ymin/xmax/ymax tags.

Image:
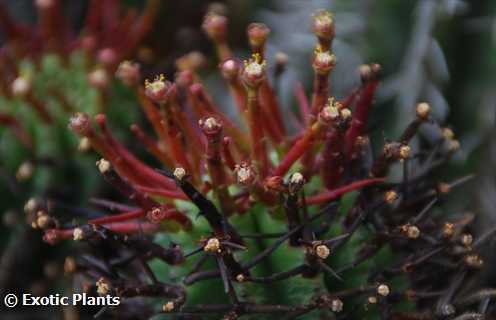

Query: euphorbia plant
<box><xmin>32</xmin><ymin>7</ymin><xmax>493</xmax><ymax>320</ymax></box>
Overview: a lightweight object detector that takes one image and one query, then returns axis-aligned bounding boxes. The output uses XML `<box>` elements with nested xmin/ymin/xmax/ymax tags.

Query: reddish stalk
<box><xmin>321</xmin><ymin>128</ymin><xmax>346</xmax><ymax>189</ymax></box>
<box><xmin>246</xmin><ymin>88</ymin><xmax>270</xmax><ymax>177</ymax></box>
<box><xmin>130</xmin><ymin>124</ymin><xmax>174</xmax><ymax>167</ymax></box>
<box><xmin>271</xmin><ymin>121</ymin><xmax>325</xmax><ymax>178</ymax></box>
<box><xmin>135</xmin><ymin>185</ymin><xmax>188</xmax><ymax>200</ymax></box>
<box><xmin>344</xmin><ymin>67</ymin><xmax>380</xmax><ymax>159</ymax></box>
<box><xmin>294</xmin><ymin>82</ymin><xmax>310</xmax><ymax>125</ymax></box>
<box><xmin>304</xmin><ymin>178</ymin><xmax>384</xmax><ymax>205</ymax></box>
<box><xmin>88</xmin><ymin>210</ymin><xmax>144</xmax><ymax>225</ymax></box>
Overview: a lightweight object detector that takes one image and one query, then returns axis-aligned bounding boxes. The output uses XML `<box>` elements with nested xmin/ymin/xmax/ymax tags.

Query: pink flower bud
<box><xmin>144</xmin><ymin>74</ymin><xmax>172</xmax><ymax>103</ymax></box>
<box><xmin>116</xmin><ymin>61</ymin><xmax>141</xmax><ymax>87</ymax></box>
<box><xmin>87</xmin><ymin>68</ymin><xmax>109</xmax><ymax>90</ymax></box>
<box><xmin>220</xmin><ymin>58</ymin><xmax>241</xmax><ymax>81</ymax></box>
<box><xmin>202</xmin><ymin>12</ymin><xmax>228</xmax><ymax>42</ymax></box>
<box><xmin>247</xmin><ymin>23</ymin><xmax>270</xmax><ymax>49</ymax></box>
<box><xmin>312</xmin><ymin>9</ymin><xmax>335</xmax><ymax>41</ymax></box>
<box><xmin>312</xmin><ymin>47</ymin><xmax>336</xmax><ymax>74</ymax></box>
<box><xmin>242</xmin><ymin>53</ymin><xmax>267</xmax><ymax>88</ymax></box>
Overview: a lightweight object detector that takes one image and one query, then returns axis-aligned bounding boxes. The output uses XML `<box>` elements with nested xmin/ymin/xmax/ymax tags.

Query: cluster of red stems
<box><xmin>0</xmin><ymin>0</ymin><xmax>159</xmax><ymax>160</ymax></box>
<box><xmin>22</xmin><ymin>7</ymin><xmax>494</xmax><ymax>320</ymax></box>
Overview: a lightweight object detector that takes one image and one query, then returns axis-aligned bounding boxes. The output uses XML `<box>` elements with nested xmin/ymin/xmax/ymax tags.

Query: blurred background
<box><xmin>0</xmin><ymin>0</ymin><xmax>494</xmax><ymax>318</ymax></box>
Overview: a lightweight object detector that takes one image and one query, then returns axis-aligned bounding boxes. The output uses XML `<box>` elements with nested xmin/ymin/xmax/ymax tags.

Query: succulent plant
<box><xmin>24</xmin><ymin>6</ymin><xmax>494</xmax><ymax>320</ymax></box>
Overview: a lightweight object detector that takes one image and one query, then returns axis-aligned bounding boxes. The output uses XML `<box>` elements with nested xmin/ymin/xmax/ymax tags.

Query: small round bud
<box><xmin>163</xmin><ymin>301</ymin><xmax>175</xmax><ymax>312</ymax></box>
<box><xmin>176</xmin><ymin>51</ymin><xmax>206</xmax><ymax>71</ymax></box>
<box><xmin>416</xmin><ymin>102</ymin><xmax>431</xmax><ymax>120</ymax></box>
<box><xmin>24</xmin><ymin>198</ymin><xmax>38</xmax><ymax>214</ymax></box>
<box><xmin>359</xmin><ymin>63</ymin><xmax>381</xmax><ymax>82</ymax></box>
<box><xmin>464</xmin><ymin>254</ymin><xmax>483</xmax><ymax>268</ymax></box>
<box><xmin>247</xmin><ymin>23</ymin><xmax>270</xmax><ymax>50</ymax></box>
<box><xmin>97</xmin><ymin>48</ymin><xmax>117</xmax><ymax>67</ymax></box>
<box><xmin>384</xmin><ymin>190</ymin><xmax>398</xmax><ymax>204</ymax></box>
<box><xmin>73</xmin><ymin>228</ymin><xmax>84</xmax><ymax>241</ymax></box>
<box><xmin>36</xmin><ymin>211</ymin><xmax>51</xmax><ymax>229</ymax></box>
<box><xmin>199</xmin><ymin>117</ymin><xmax>222</xmax><ymax>136</ymax></box>
<box><xmin>288</xmin><ymin>172</ymin><xmax>305</xmax><ymax>194</ymax></box>
<box><xmin>144</xmin><ymin>74</ymin><xmax>172</xmax><ymax>104</ymax></box>
<box><xmin>147</xmin><ymin>207</ymin><xmax>167</xmax><ymax>224</ymax></box>
<box><xmin>442</xmin><ymin>222</ymin><xmax>455</xmax><ymax>238</ymax></box>
<box><xmin>236</xmin><ymin>274</ymin><xmax>245</xmax><ymax>282</ymax></box>
<box><xmin>96</xmin><ymin>158</ymin><xmax>111</xmax><ymax>174</ymax></box>
<box><xmin>203</xmin><ymin>12</ymin><xmax>228</xmax><ymax>42</ymax></box>
<box><xmin>11</xmin><ymin>76</ymin><xmax>31</xmax><ymax>97</ymax></box>
<box><xmin>16</xmin><ymin>161</ymin><xmax>34</xmax><ymax>181</ymax></box>
<box><xmin>399</xmin><ymin>145</ymin><xmax>411</xmax><ymax>160</ymax></box>
<box><xmin>313</xmin><ymin>47</ymin><xmax>336</xmax><ymax>74</ymax></box>
<box><xmin>234</xmin><ymin>163</ymin><xmax>257</xmax><ymax>186</ymax></box>
<box><xmin>312</xmin><ymin>9</ymin><xmax>335</xmax><ymax>41</ymax></box>
<box><xmin>96</xmin><ymin>278</ymin><xmax>111</xmax><ymax>296</ymax></box>
<box><xmin>330</xmin><ymin>298</ymin><xmax>343</xmax><ymax>312</ymax></box>
<box><xmin>407</xmin><ymin>225</ymin><xmax>420</xmax><ymax>239</ymax></box>
<box><xmin>87</xmin><ymin>68</ymin><xmax>109</xmax><ymax>90</ymax></box>
<box><xmin>437</xmin><ymin>182</ymin><xmax>450</xmax><ymax>194</ymax></box>
<box><xmin>64</xmin><ymin>257</ymin><xmax>77</xmax><ymax>274</ymax></box>
<box><xmin>315</xmin><ymin>244</ymin><xmax>331</xmax><ymax>259</ymax></box>
<box><xmin>220</xmin><ymin>59</ymin><xmax>241</xmax><ymax>81</ymax></box>
<box><xmin>461</xmin><ymin>233</ymin><xmax>473</xmax><ymax>246</ymax></box>
<box><xmin>173</xmin><ymin>167</ymin><xmax>186</xmax><ymax>181</ymax></box>
<box><xmin>442</xmin><ymin>127</ymin><xmax>455</xmax><ymax>140</ymax></box>
<box><xmin>69</xmin><ymin>112</ymin><xmax>90</xmax><ymax>135</ymax></box>
<box><xmin>377</xmin><ymin>284</ymin><xmax>390</xmax><ymax>297</ymax></box>
<box><xmin>274</xmin><ymin>52</ymin><xmax>289</xmax><ymax>66</ymax></box>
<box><xmin>116</xmin><ymin>60</ymin><xmax>140</xmax><ymax>87</ymax></box>
<box><xmin>78</xmin><ymin>137</ymin><xmax>91</xmax><ymax>152</ymax></box>
<box><xmin>340</xmin><ymin>108</ymin><xmax>352</xmax><ymax>120</ymax></box>
<box><xmin>204</xmin><ymin>238</ymin><xmax>221</xmax><ymax>253</ymax></box>
<box><xmin>368</xmin><ymin>296</ymin><xmax>378</xmax><ymax>304</ymax></box>
<box><xmin>242</xmin><ymin>53</ymin><xmax>267</xmax><ymax>88</ymax></box>
<box><xmin>319</xmin><ymin>97</ymin><xmax>342</xmax><ymax>124</ymax></box>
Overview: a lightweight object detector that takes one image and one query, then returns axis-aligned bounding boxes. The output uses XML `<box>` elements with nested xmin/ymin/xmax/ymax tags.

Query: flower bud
<box><xmin>87</xmin><ymin>68</ymin><xmax>109</xmax><ymax>90</ymax></box>
<box><xmin>204</xmin><ymin>237</ymin><xmax>221</xmax><ymax>253</ymax></box>
<box><xmin>416</xmin><ymin>102</ymin><xmax>431</xmax><ymax>120</ymax></box>
<box><xmin>220</xmin><ymin>58</ymin><xmax>241</xmax><ymax>81</ymax></box>
<box><xmin>203</xmin><ymin>12</ymin><xmax>228</xmax><ymax>42</ymax></box>
<box><xmin>176</xmin><ymin>51</ymin><xmax>206</xmax><ymax>71</ymax></box>
<box><xmin>330</xmin><ymin>298</ymin><xmax>343</xmax><ymax>312</ymax></box>
<box><xmin>11</xmin><ymin>76</ymin><xmax>31</xmax><ymax>97</ymax></box>
<box><xmin>199</xmin><ymin>117</ymin><xmax>222</xmax><ymax>137</ymax></box>
<box><xmin>313</xmin><ymin>47</ymin><xmax>336</xmax><ymax>74</ymax></box>
<box><xmin>234</xmin><ymin>162</ymin><xmax>257</xmax><ymax>186</ymax></box>
<box><xmin>116</xmin><ymin>60</ymin><xmax>141</xmax><ymax>87</ymax></box>
<box><xmin>173</xmin><ymin>167</ymin><xmax>187</xmax><ymax>181</ymax></box>
<box><xmin>97</xmin><ymin>48</ymin><xmax>118</xmax><ymax>67</ymax></box>
<box><xmin>359</xmin><ymin>63</ymin><xmax>381</xmax><ymax>82</ymax></box>
<box><xmin>247</xmin><ymin>23</ymin><xmax>270</xmax><ymax>50</ymax></box>
<box><xmin>69</xmin><ymin>112</ymin><xmax>91</xmax><ymax>135</ymax></box>
<box><xmin>312</xmin><ymin>9</ymin><xmax>335</xmax><ymax>41</ymax></box>
<box><xmin>144</xmin><ymin>74</ymin><xmax>172</xmax><ymax>104</ymax></box>
<box><xmin>377</xmin><ymin>284</ymin><xmax>390</xmax><ymax>297</ymax></box>
<box><xmin>242</xmin><ymin>53</ymin><xmax>267</xmax><ymax>88</ymax></box>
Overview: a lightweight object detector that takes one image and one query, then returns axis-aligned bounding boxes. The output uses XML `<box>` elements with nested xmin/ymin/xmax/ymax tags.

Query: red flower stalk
<box><xmin>304</xmin><ymin>177</ymin><xmax>384</xmax><ymax>205</ymax></box>
<box><xmin>199</xmin><ymin>116</ymin><xmax>235</xmax><ymax>214</ymax></box>
<box><xmin>188</xmin><ymin>83</ymin><xmax>249</xmax><ymax>155</ymax></box>
<box><xmin>312</xmin><ymin>9</ymin><xmax>335</xmax><ymax>51</ymax></box>
<box><xmin>242</xmin><ymin>54</ymin><xmax>271</xmax><ymax>176</ymax></box>
<box><xmin>202</xmin><ymin>12</ymin><xmax>232</xmax><ymax>61</ymax></box>
<box><xmin>344</xmin><ymin>63</ymin><xmax>381</xmax><ymax>159</ymax></box>
<box><xmin>130</xmin><ymin>124</ymin><xmax>175</xmax><ymax>168</ymax></box>
<box><xmin>221</xmin><ymin>137</ymin><xmax>237</xmax><ymax>171</ymax></box>
<box><xmin>271</xmin><ymin>98</ymin><xmax>344</xmax><ymax>178</ymax></box>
